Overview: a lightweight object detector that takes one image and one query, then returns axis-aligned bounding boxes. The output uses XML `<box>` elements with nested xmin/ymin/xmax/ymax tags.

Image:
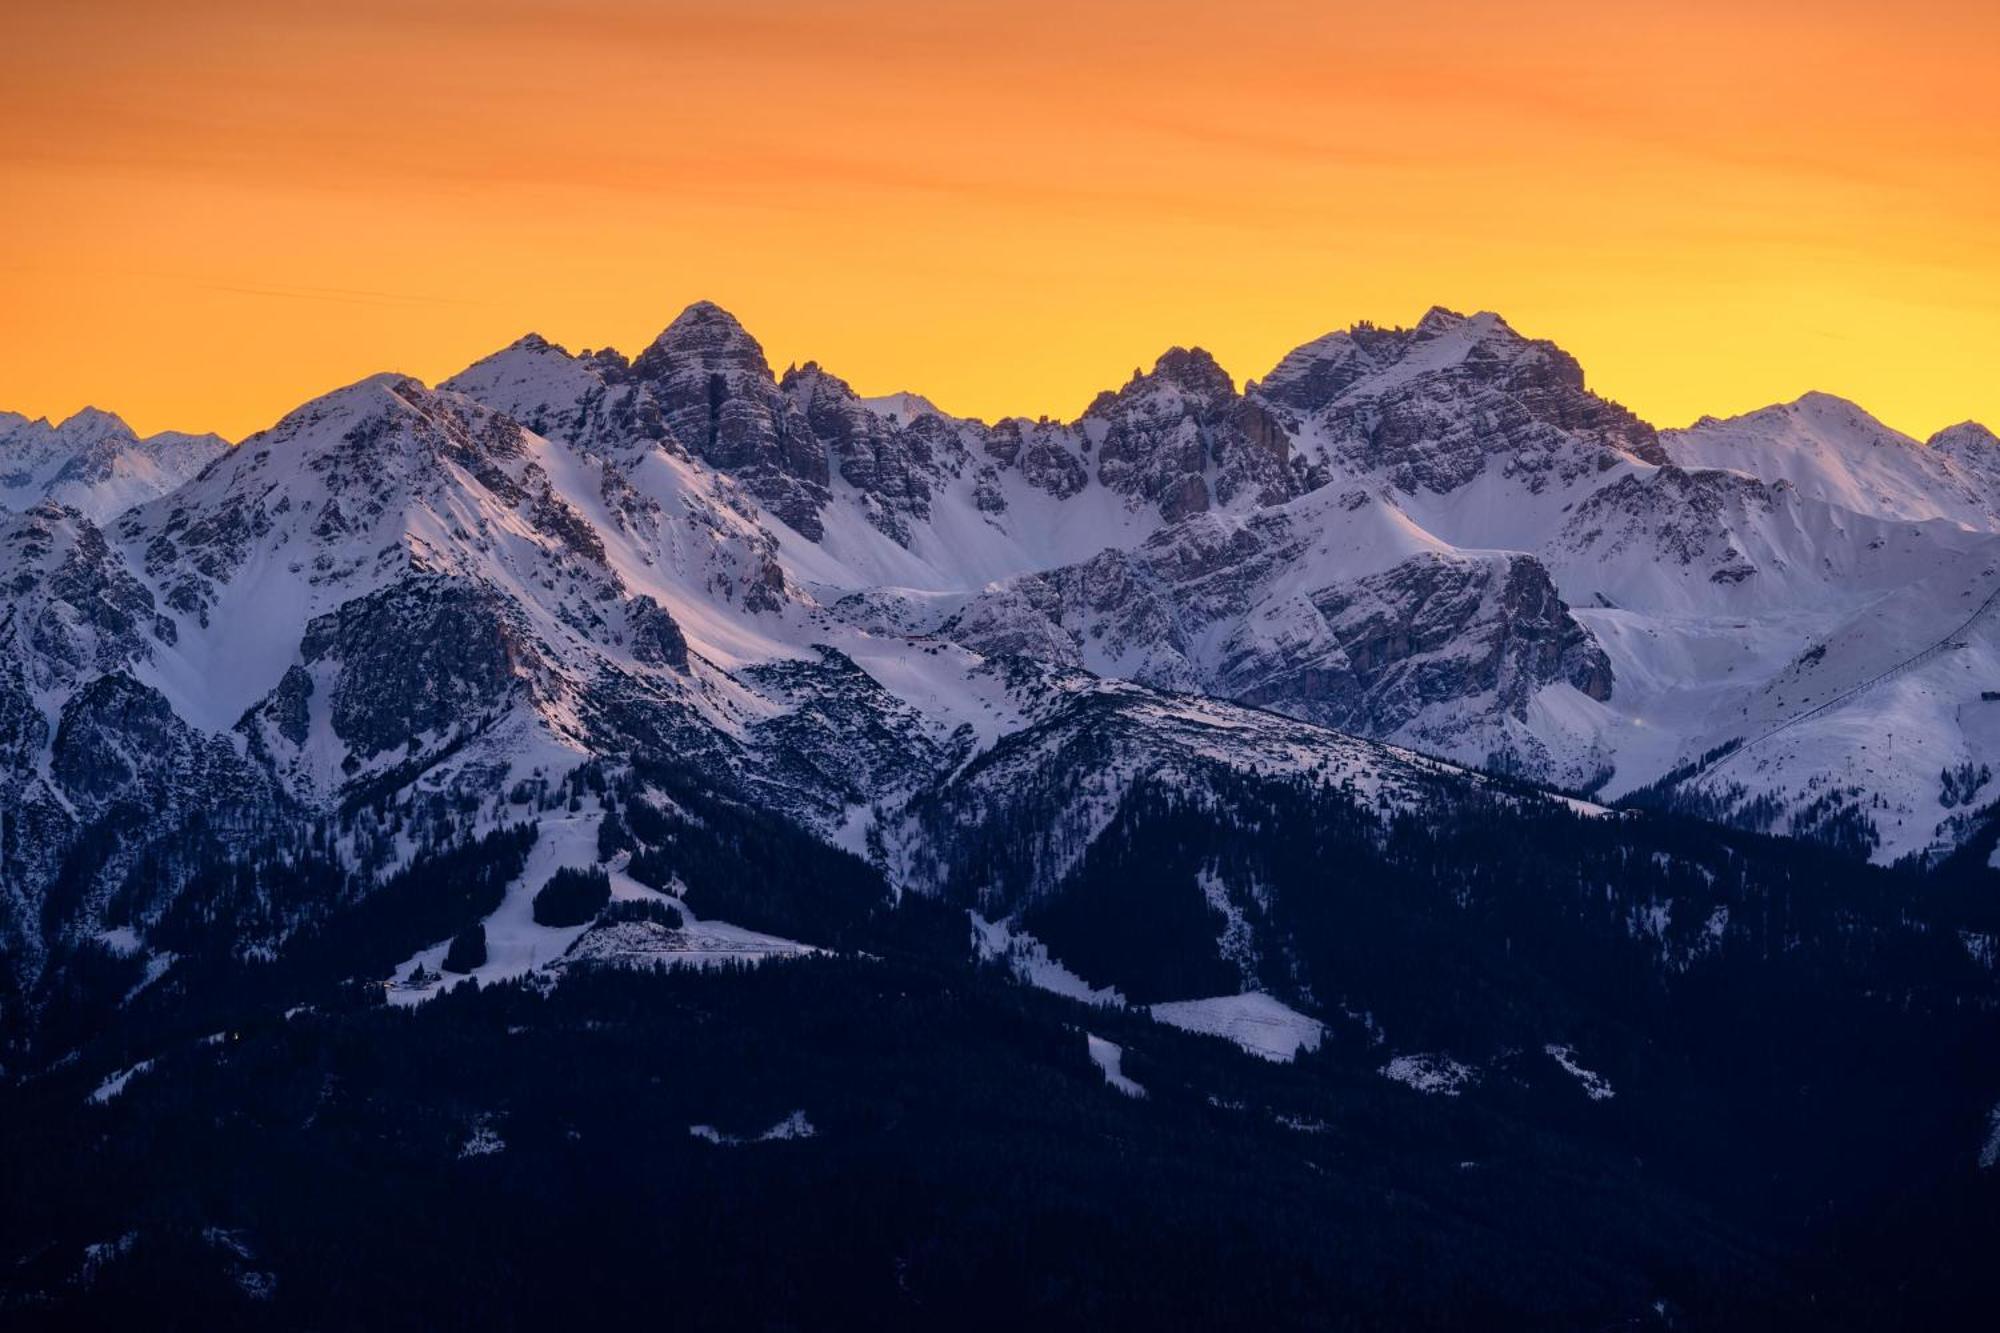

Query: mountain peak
<box><xmin>55</xmin><ymin>406</ymin><xmax>138</xmax><ymax>443</ymax></box>
<box><xmin>1930</xmin><ymin>420</ymin><xmax>1998</xmax><ymax>451</ymax></box>
<box><xmin>646</xmin><ymin>300</ymin><xmax>759</xmax><ymax>355</ymax></box>
<box><xmin>503</xmin><ymin>331</ymin><xmax>566</xmax><ymax>356</ymax></box>
<box><xmin>1755</xmin><ymin>392</ymin><xmax>1921</xmax><ymax>448</ymax></box>
<box><xmin>634</xmin><ymin>301</ymin><xmax>775</xmax><ymax>391</ymax></box>
<box><xmin>1415</xmin><ymin>305</ymin><xmax>1468</xmax><ymax>333</ymax></box>
<box><xmin>1147</xmin><ymin>346</ymin><xmax>1235</xmax><ymax>398</ymax></box>
<box><xmin>1786</xmin><ymin>389</ymin><xmax>1870</xmax><ymax>415</ymax></box>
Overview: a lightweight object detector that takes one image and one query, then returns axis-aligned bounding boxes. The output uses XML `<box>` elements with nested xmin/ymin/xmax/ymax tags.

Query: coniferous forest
<box><xmin>4</xmin><ymin>762</ymin><xmax>1997</xmax><ymax>1329</ymax></box>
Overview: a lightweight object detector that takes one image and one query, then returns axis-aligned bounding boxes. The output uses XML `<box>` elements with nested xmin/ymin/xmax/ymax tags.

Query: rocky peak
<box><xmin>778</xmin><ymin>359</ymin><xmax>944</xmax><ymax>543</ymax></box>
<box><xmin>442</xmin><ymin>332</ymin><xmax>641</xmax><ymax>452</ymax></box>
<box><xmin>1252</xmin><ymin>307</ymin><xmax>1663</xmax><ymax>493</ymax></box>
<box><xmin>637</xmin><ymin>300</ymin><xmax>771</xmax><ymax>376</ymax></box>
<box><xmin>780</xmin><ymin>361</ymin><xmax>866</xmax><ymax>431</ymax></box>
<box><xmin>1082</xmin><ymin>347</ymin><xmax>1298</xmax><ymax>520</ymax></box>
<box><xmin>1143</xmin><ymin>346</ymin><xmax>1236</xmax><ymax>404</ymax></box>
<box><xmin>1413</xmin><ymin>305</ymin><xmax>1474</xmax><ymax>335</ymax></box>
<box><xmin>628</xmin><ymin>303</ymin><xmax>831</xmax><ymax>540</ymax></box>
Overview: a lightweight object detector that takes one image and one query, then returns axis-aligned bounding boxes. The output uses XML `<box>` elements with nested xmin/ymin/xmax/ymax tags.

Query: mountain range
<box><xmin>3</xmin><ymin>302</ymin><xmax>1998</xmax><ymax>1326</ymax></box>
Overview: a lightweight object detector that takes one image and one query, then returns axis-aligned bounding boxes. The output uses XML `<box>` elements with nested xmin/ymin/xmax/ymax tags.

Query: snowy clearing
<box><xmin>1148</xmin><ymin>992</ymin><xmax>1325</xmax><ymax>1063</ymax></box>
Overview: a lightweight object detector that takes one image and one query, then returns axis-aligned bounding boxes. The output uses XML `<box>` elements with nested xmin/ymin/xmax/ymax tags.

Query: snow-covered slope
<box><xmin>1663</xmin><ymin>393</ymin><xmax>2000</xmax><ymax>531</ymax></box>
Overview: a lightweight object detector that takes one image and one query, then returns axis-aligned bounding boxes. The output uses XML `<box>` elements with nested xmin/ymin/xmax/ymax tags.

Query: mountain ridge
<box><xmin>9</xmin><ymin>302</ymin><xmax>2000</xmax><ymax>872</ymax></box>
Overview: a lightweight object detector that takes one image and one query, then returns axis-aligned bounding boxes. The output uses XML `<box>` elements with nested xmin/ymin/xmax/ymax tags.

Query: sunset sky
<box><xmin>4</xmin><ymin>0</ymin><xmax>1997</xmax><ymax>442</ymax></box>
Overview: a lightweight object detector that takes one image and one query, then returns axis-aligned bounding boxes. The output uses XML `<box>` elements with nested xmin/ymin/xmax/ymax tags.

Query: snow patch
<box><xmin>972</xmin><ymin>913</ymin><xmax>1126</xmax><ymax>1007</ymax></box>
<box><xmin>1148</xmin><ymin>992</ymin><xmax>1324</xmax><ymax>1063</ymax></box>
<box><xmin>95</xmin><ymin>926</ymin><xmax>143</xmax><ymax>957</ymax></box>
<box><xmin>87</xmin><ymin>1059</ymin><xmax>154</xmax><ymax>1105</ymax></box>
<box><xmin>1085</xmin><ymin>1034</ymin><xmax>1146</xmax><ymax>1098</ymax></box>
<box><xmin>1380</xmin><ymin>1053</ymin><xmax>1477</xmax><ymax>1097</ymax></box>
<box><xmin>1544</xmin><ymin>1044</ymin><xmax>1616</xmax><ymax>1101</ymax></box>
<box><xmin>459</xmin><ymin>1118</ymin><xmax>506</xmax><ymax>1158</ymax></box>
<box><xmin>689</xmin><ymin>1110</ymin><xmax>817</xmax><ymax>1145</ymax></box>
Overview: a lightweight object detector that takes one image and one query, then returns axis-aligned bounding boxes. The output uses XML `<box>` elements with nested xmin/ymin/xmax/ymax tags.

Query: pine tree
<box><xmin>442</xmin><ymin>923</ymin><xmax>487</xmax><ymax>974</ymax></box>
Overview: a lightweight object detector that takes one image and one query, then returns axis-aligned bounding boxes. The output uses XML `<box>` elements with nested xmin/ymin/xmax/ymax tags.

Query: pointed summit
<box><xmin>503</xmin><ymin>331</ymin><xmax>564</xmax><ymax>355</ymax></box>
<box><xmin>55</xmin><ymin>406</ymin><xmax>138</xmax><ymax>444</ymax></box>
<box><xmin>640</xmin><ymin>300</ymin><xmax>768</xmax><ymax>373</ymax></box>
<box><xmin>1414</xmin><ymin>305</ymin><xmax>1469</xmax><ymax>334</ymax></box>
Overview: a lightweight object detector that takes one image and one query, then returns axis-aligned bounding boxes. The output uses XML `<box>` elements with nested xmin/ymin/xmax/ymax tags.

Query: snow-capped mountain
<box><xmin>0</xmin><ymin>407</ymin><xmax>228</xmax><ymax>522</ymax></box>
<box><xmin>2</xmin><ymin>299</ymin><xmax>1997</xmax><ymax>1005</ymax></box>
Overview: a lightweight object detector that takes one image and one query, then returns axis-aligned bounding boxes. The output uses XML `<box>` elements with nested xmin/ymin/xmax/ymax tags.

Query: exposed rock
<box><xmin>1086</xmin><ymin>347</ymin><xmax>1299</xmax><ymax>518</ymax></box>
<box><xmin>630</xmin><ymin>303</ymin><xmax>832</xmax><ymax>539</ymax></box>
<box><xmin>1255</xmin><ymin>308</ymin><xmax>1663</xmax><ymax>494</ymax></box>
<box><xmin>625</xmin><ymin>595</ymin><xmax>690</xmax><ymax>670</ymax></box>
<box><xmin>297</xmin><ymin>577</ymin><xmax>537</xmax><ymax>761</ymax></box>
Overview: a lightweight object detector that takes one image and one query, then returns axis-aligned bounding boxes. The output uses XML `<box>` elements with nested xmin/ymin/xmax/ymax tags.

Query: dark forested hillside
<box><xmin>4</xmin><ymin>762</ymin><xmax>1998</xmax><ymax>1329</ymax></box>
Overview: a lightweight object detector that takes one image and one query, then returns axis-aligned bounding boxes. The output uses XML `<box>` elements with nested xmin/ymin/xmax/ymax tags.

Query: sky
<box><xmin>3</xmin><ymin>0</ymin><xmax>1997</xmax><ymax>443</ymax></box>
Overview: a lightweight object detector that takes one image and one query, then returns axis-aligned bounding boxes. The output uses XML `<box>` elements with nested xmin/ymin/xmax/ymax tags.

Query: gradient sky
<box><xmin>4</xmin><ymin>0</ymin><xmax>1997</xmax><ymax>442</ymax></box>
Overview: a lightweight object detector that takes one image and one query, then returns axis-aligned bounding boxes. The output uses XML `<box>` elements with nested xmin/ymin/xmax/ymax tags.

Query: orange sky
<box><xmin>3</xmin><ymin>0</ymin><xmax>1997</xmax><ymax>442</ymax></box>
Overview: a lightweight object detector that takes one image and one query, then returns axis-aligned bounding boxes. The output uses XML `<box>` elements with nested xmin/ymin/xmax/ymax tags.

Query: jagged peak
<box><xmin>1414</xmin><ymin>305</ymin><xmax>1469</xmax><ymax>333</ymax></box>
<box><xmin>860</xmin><ymin>390</ymin><xmax>943</xmax><ymax>426</ymax></box>
<box><xmin>1086</xmin><ymin>346</ymin><xmax>1236</xmax><ymax>420</ymax></box>
<box><xmin>1147</xmin><ymin>346</ymin><xmax>1235</xmax><ymax>397</ymax></box>
<box><xmin>1257</xmin><ymin>306</ymin><xmax>1536</xmax><ymax>409</ymax></box>
<box><xmin>780</xmin><ymin>359</ymin><xmax>855</xmax><ymax>397</ymax></box>
<box><xmin>0</xmin><ymin>404</ymin><xmax>226</xmax><ymax>457</ymax></box>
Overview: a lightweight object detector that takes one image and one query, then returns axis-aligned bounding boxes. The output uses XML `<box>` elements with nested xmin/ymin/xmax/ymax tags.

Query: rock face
<box><xmin>1290</xmin><ymin>553</ymin><xmax>1613</xmax><ymax>727</ymax></box>
<box><xmin>295</xmin><ymin>577</ymin><xmax>536</xmax><ymax>761</ymax></box>
<box><xmin>1085</xmin><ymin>348</ymin><xmax>1302</xmax><ymax>519</ymax></box>
<box><xmin>624</xmin><ymin>595</ymin><xmax>690</xmax><ymax>671</ymax></box>
<box><xmin>1256</xmin><ymin>308</ymin><xmax>1664</xmax><ymax>494</ymax></box>
<box><xmin>629</xmin><ymin>303</ymin><xmax>833</xmax><ymax>540</ymax></box>
<box><xmin>943</xmin><ymin>511</ymin><xmax>1612</xmax><ymax>780</ymax></box>
<box><xmin>782</xmin><ymin>362</ymin><xmax>942</xmax><ymax>543</ymax></box>
<box><xmin>3</xmin><ymin>503</ymin><xmax>171</xmax><ymax>691</ymax></box>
